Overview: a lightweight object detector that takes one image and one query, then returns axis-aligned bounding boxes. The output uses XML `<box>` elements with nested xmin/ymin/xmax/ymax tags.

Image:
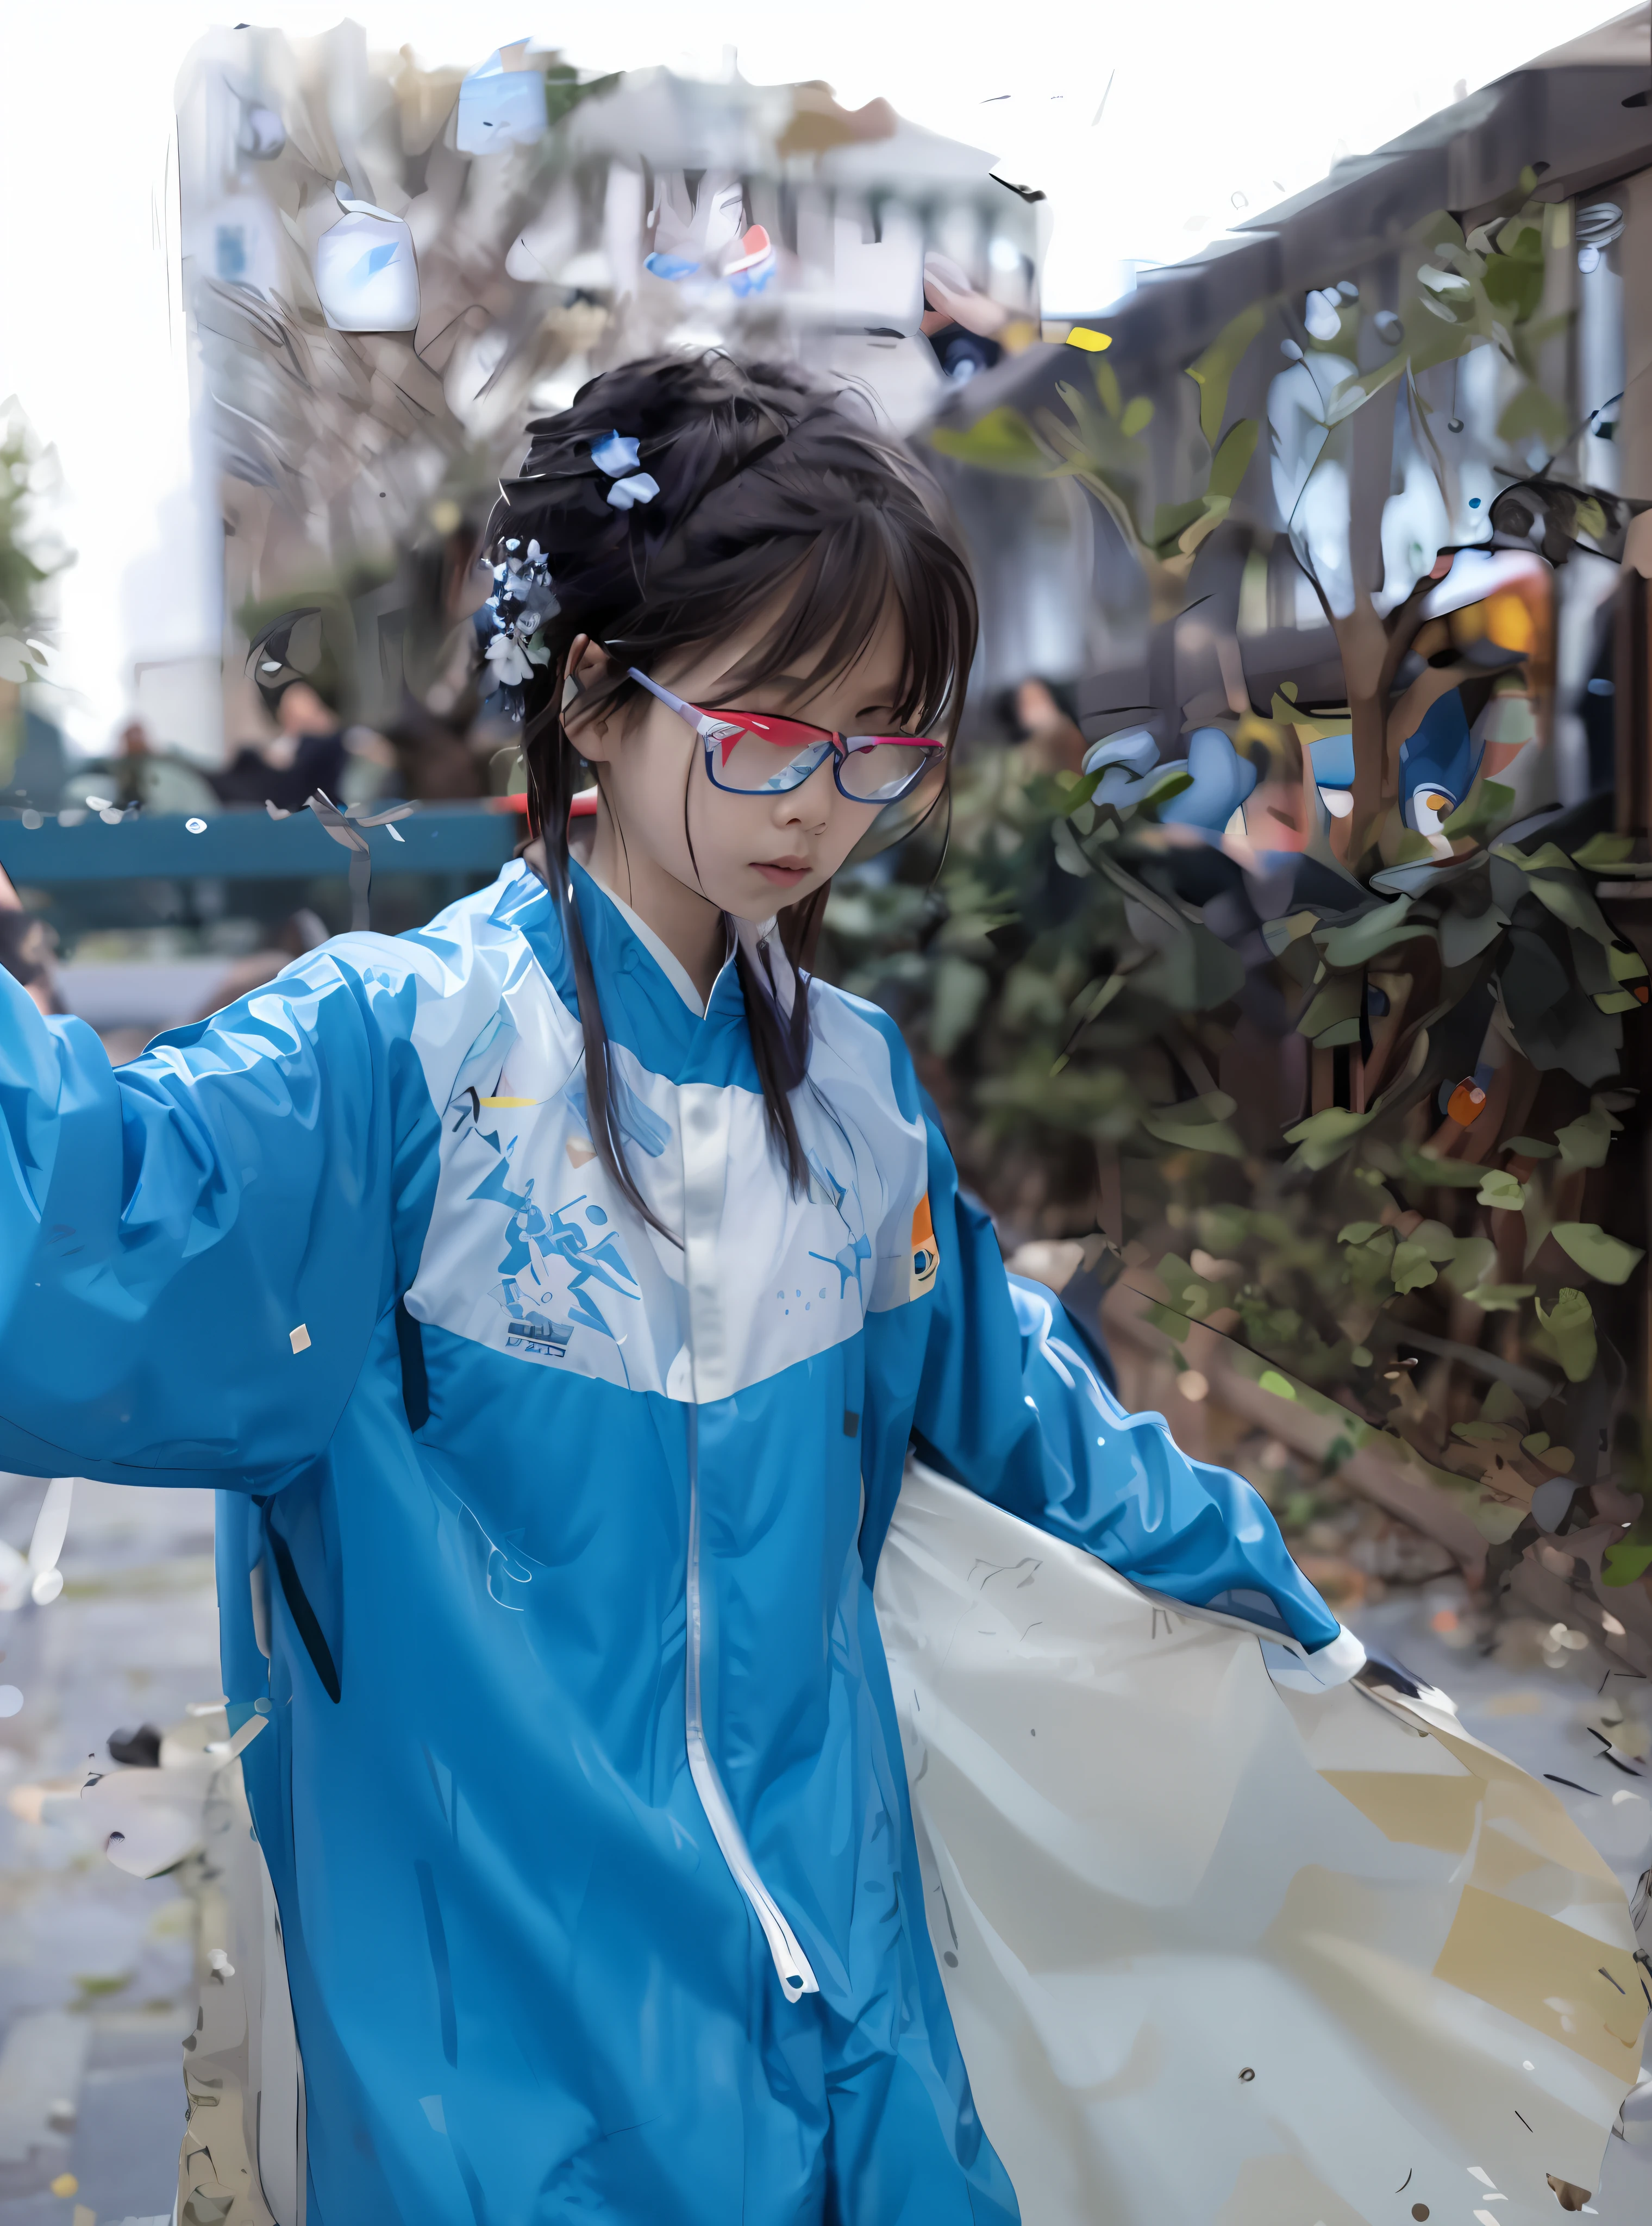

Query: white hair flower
<box><xmin>484</xmin><ymin>631</ymin><xmax>535</xmax><ymax>687</ymax></box>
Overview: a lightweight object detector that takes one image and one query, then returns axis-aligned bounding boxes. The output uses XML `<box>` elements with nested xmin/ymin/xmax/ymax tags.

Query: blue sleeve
<box><xmin>0</xmin><ymin>954</ymin><xmax>424</xmax><ymax>1488</ymax></box>
<box><xmin>910</xmin><ymin>1111</ymin><xmax>1340</xmax><ymax>1653</ymax></box>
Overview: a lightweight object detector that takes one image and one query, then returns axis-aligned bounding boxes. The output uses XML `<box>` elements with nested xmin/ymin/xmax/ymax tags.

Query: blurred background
<box><xmin>4</xmin><ymin>4</ymin><xmax>1652</xmax><ymax>2221</ymax></box>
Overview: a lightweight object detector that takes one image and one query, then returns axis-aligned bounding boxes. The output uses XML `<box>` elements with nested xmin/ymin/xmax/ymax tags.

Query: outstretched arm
<box><xmin>0</xmin><ymin>953</ymin><xmax>415</xmax><ymax>1486</ymax></box>
<box><xmin>905</xmin><ymin>1110</ymin><xmax>1343</xmax><ymax>1656</ymax></box>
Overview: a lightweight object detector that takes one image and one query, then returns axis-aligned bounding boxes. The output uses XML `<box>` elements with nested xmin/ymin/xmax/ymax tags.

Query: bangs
<box><xmin>697</xmin><ymin>507</ymin><xmax>973</xmax><ymax>739</ymax></box>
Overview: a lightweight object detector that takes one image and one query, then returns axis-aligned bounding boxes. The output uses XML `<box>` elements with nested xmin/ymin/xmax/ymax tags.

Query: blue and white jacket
<box><xmin>0</xmin><ymin>858</ymin><xmax>1340</xmax><ymax>2224</ymax></box>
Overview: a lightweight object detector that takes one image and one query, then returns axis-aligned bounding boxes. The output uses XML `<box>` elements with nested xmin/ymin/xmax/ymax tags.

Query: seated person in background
<box><xmin>210</xmin><ymin>679</ymin><xmax>350</xmax><ymax>812</ymax></box>
<box><xmin>1002</xmin><ymin>674</ymin><xmax>1088</xmax><ymax>776</ymax></box>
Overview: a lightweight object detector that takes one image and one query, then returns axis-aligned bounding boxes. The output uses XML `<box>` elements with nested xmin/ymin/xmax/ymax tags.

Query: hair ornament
<box><xmin>591</xmin><ymin>428</ymin><xmax>660</xmax><ymax>510</ymax></box>
<box><xmin>591</xmin><ymin>432</ymin><xmax>640</xmax><ymax>474</ymax></box>
<box><xmin>477</xmin><ymin>534</ymin><xmax>557</xmax><ymax>715</ymax></box>
<box><xmin>606</xmin><ymin>473</ymin><xmax>660</xmax><ymax>510</ymax></box>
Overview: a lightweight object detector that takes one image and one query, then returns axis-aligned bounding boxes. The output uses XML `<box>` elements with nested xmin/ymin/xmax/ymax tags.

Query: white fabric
<box><xmin>1260</xmin><ymin>1623</ymin><xmax>1367</xmax><ymax>1692</ymax></box>
<box><xmin>874</xmin><ymin>1459</ymin><xmax>1644</xmax><ymax>2225</ymax></box>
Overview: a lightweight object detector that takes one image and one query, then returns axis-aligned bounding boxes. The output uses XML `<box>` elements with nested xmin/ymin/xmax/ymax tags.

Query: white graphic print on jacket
<box><xmin>402</xmin><ymin>895</ymin><xmax>927</xmax><ymax>1404</ymax></box>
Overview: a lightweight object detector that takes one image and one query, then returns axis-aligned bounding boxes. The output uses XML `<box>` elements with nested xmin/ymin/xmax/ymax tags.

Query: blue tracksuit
<box><xmin>0</xmin><ymin>858</ymin><xmax>1337</xmax><ymax>2222</ymax></box>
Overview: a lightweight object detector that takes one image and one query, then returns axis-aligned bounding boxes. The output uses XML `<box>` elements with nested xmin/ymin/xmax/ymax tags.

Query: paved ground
<box><xmin>0</xmin><ymin>1473</ymin><xmax>1646</xmax><ymax>2223</ymax></box>
<box><xmin>0</xmin><ymin>1472</ymin><xmax>216</xmax><ymax>2226</ymax></box>
<box><xmin>1354</xmin><ymin>1584</ymin><xmax>1652</xmax><ymax>2221</ymax></box>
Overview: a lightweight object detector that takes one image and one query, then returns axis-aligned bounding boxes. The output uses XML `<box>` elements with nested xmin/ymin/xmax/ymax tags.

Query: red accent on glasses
<box><xmin>702</xmin><ymin>705</ymin><xmax>936</xmax><ymax>758</ymax></box>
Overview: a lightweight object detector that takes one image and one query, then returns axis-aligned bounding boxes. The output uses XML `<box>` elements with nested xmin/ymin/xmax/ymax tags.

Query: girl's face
<box><xmin>565</xmin><ymin>602</ymin><xmax>921</xmax><ymax>924</ymax></box>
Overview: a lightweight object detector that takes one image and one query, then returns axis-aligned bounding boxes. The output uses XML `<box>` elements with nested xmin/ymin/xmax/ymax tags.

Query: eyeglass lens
<box><xmin>711</xmin><ymin>718</ymin><xmax>931</xmax><ymax>802</ymax></box>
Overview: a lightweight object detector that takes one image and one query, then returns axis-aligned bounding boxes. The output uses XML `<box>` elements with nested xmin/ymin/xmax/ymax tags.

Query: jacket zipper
<box><xmin>684</xmin><ymin>1409</ymin><xmax>818</xmax><ymax>1999</ymax></box>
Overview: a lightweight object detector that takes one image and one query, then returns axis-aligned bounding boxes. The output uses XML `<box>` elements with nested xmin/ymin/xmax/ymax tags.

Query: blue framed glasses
<box><xmin>627</xmin><ymin>668</ymin><xmax>943</xmax><ymax>804</ymax></box>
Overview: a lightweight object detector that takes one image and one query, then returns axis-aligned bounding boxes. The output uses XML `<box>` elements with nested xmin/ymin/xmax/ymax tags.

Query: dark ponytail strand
<box><xmin>522</xmin><ymin>687</ymin><xmax>681</xmax><ymax>1245</ymax></box>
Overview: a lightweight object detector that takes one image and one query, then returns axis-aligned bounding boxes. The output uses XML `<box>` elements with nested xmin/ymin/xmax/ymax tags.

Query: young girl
<box><xmin>0</xmin><ymin>355</ymin><xmax>1351</xmax><ymax>2223</ymax></box>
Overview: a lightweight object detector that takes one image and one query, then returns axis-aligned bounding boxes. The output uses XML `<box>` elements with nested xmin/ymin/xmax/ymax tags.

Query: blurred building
<box><xmin>173</xmin><ymin>27</ymin><xmax>1048</xmax><ymax>773</ymax></box>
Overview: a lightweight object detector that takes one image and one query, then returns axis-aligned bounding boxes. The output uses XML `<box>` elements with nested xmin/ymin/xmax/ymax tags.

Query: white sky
<box><xmin>0</xmin><ymin>0</ymin><xmax>1629</xmax><ymax>754</ymax></box>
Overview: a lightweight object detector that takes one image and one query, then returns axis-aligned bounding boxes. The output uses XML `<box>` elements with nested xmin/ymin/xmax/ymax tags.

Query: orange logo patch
<box><xmin>910</xmin><ymin>1192</ymin><xmax>938</xmax><ymax>1300</ymax></box>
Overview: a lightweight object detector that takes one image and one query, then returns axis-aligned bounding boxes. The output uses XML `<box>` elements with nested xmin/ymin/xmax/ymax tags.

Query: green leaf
<box><xmin>1207</xmin><ymin>417</ymin><xmax>1260</xmax><ymax>501</ymax></box>
<box><xmin>1337</xmin><ymin>1220</ymin><xmax>1382</xmax><ymax>1245</ymax></box>
<box><xmin>1187</xmin><ymin>303</ymin><xmax>1267</xmax><ymax>448</ymax></box>
<box><xmin>1319</xmin><ymin>895</ymin><xmax>1434</xmax><ymax>968</ymax></box>
<box><xmin>1256</xmin><ymin>1368</ymin><xmax>1297</xmax><ymax>1400</ymax></box>
<box><xmin>1496</xmin><ymin>382</ymin><xmax>1569</xmax><ymax>446</ymax></box>
<box><xmin>1603</xmin><ymin>1497</ymin><xmax>1652</xmax><ymax>1584</ymax></box>
<box><xmin>1555</xmin><ymin>1102</ymin><xmax>1621</xmax><ymax>1171</ymax></box>
<box><xmin>1442</xmin><ymin>1235</ymin><xmax>1496</xmax><ymax>1293</ymax></box>
<box><xmin>1390</xmin><ymin>1240</ymin><xmax>1438</xmax><ymax>1293</ymax></box>
<box><xmin>1141</xmin><ymin>1091</ymin><xmax>1246</xmax><ymax>1158</ymax></box>
<box><xmin>1570</xmin><ymin>832</ymin><xmax>1635</xmax><ymax>870</ymax></box>
<box><xmin>1476</xmin><ymin>1168</ymin><xmax>1526</xmax><ymax>1211</ymax></box>
<box><xmin>1297</xmin><ymin>972</ymin><xmax>1365</xmax><ymax>1043</ymax></box>
<box><xmin>1050</xmin><ymin>819</ymin><xmax>1093</xmax><ymax>877</ymax></box>
<box><xmin>1438</xmin><ymin>902</ymin><xmax>1508</xmax><ymax>970</ymax></box>
<box><xmin>1483</xmin><ymin>258</ymin><xmax>1545</xmax><ymax>324</ymax></box>
<box><xmin>1271</xmin><ymin>693</ymin><xmax>1353</xmax><ymax>744</ymax></box>
<box><xmin>1063</xmin><ymin>971</ymin><xmax>1129</xmax><ymax>1037</ymax></box>
<box><xmin>1533</xmin><ymin>1287</ymin><xmax>1597</xmax><ymax>1381</ymax></box>
<box><xmin>1465</xmin><ymin>1282</ymin><xmax>1536</xmax><ymax>1312</ymax></box>
<box><xmin>1323</xmin><ymin>350</ymin><xmax>1411</xmax><ymax>428</ymax></box>
<box><xmin>1119</xmin><ymin>395</ymin><xmax>1154</xmax><ymax>439</ymax></box>
<box><xmin>1399</xmin><ymin>1144</ymin><xmax>1488</xmax><ymax>1187</ymax></box>
<box><xmin>1503</xmin><ymin>210</ymin><xmax>1543</xmax><ymax>259</ymax></box>
<box><xmin>1149</xmin><ymin>496</ymin><xmax>1210</xmax><ymax>552</ymax></box>
<box><xmin>1284</xmin><ymin>1105</ymin><xmax>1374</xmax><ymax>1170</ymax></box>
<box><xmin>1550</xmin><ymin>1222</ymin><xmax>1644</xmax><ymax>1284</ymax></box>
<box><xmin>1482</xmin><ymin>1378</ymin><xmax>1527</xmax><ymax>1425</ymax></box>
<box><xmin>1517</xmin><ymin>869</ymin><xmax>1614</xmax><ymax>944</ymax></box>
<box><xmin>1501</xmin><ymin>1135</ymin><xmax>1557</xmax><ymax>1159</ymax></box>
<box><xmin>1409</xmin><ymin>1218</ymin><xmax>1459</xmax><ymax>1261</ymax></box>
<box><xmin>1441</xmin><ymin>780</ymin><xmax>1515</xmax><ymax>845</ymax></box>
<box><xmin>1093</xmin><ymin>358</ymin><xmax>1123</xmax><ymax>419</ymax></box>
<box><xmin>1139</xmin><ymin>766</ymin><xmax>1194</xmax><ymax>811</ymax></box>
<box><xmin>929</xmin><ymin>407</ymin><xmax>1049</xmax><ymax>475</ymax></box>
<box><xmin>1604</xmin><ymin>1539</ymin><xmax>1652</xmax><ymax>1586</ymax></box>
<box><xmin>1495</xmin><ymin>840</ymin><xmax>1575</xmax><ymax>872</ymax></box>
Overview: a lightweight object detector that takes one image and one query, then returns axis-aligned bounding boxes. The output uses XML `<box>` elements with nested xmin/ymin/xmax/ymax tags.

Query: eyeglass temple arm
<box><xmin>627</xmin><ymin>667</ymin><xmax>704</xmax><ymax>728</ymax></box>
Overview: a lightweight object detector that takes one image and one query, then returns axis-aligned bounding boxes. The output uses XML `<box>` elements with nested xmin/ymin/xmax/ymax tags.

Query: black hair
<box><xmin>485</xmin><ymin>352</ymin><xmax>977</xmax><ymax>1234</ymax></box>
